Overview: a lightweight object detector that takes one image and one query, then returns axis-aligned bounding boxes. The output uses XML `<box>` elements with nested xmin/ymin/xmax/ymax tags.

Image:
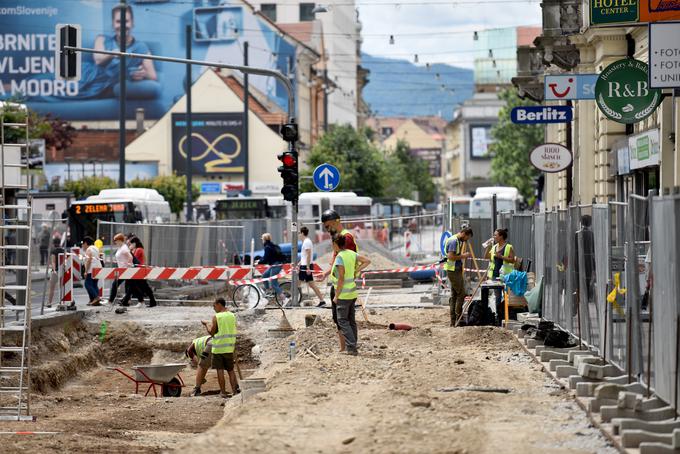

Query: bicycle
<box><xmin>231</xmin><ymin>268</ymin><xmax>306</xmax><ymax>309</ymax></box>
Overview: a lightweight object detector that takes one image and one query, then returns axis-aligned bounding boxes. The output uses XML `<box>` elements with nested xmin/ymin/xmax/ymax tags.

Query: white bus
<box><xmin>68</xmin><ymin>188</ymin><xmax>171</xmax><ymax>245</ymax></box>
<box><xmin>214</xmin><ymin>196</ymin><xmax>290</xmax><ymax>220</ymax></box>
<box><xmin>299</xmin><ymin>192</ymin><xmax>372</xmax><ymax>225</ymax></box>
<box><xmin>469</xmin><ymin>186</ymin><xmax>523</xmax><ymax>218</ymax></box>
<box><xmin>448</xmin><ymin>195</ymin><xmax>472</xmax><ymax>218</ymax></box>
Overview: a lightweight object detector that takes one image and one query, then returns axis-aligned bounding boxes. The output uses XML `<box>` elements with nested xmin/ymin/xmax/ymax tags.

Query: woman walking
<box><xmin>110</xmin><ymin>233</ymin><xmax>134</xmax><ymax>306</ymax></box>
<box><xmin>126</xmin><ymin>237</ymin><xmax>157</xmax><ymax>307</ymax></box>
<box><xmin>330</xmin><ymin>233</ymin><xmax>371</xmax><ymax>355</ymax></box>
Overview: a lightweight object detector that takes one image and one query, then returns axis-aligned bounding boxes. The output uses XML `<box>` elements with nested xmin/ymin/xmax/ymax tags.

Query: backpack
<box><xmin>465</xmin><ymin>299</ymin><xmax>495</xmax><ymax>326</ymax></box>
<box><xmin>272</xmin><ymin>243</ymin><xmax>286</xmax><ymax>263</ymax></box>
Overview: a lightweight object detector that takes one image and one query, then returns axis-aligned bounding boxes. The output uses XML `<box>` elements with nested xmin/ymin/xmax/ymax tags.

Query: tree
<box><xmin>128</xmin><ymin>174</ymin><xmax>200</xmax><ymax>215</ymax></box>
<box><xmin>489</xmin><ymin>89</ymin><xmax>545</xmax><ymax>203</ymax></box>
<box><xmin>64</xmin><ymin>176</ymin><xmax>117</xmax><ymax>200</ymax></box>
<box><xmin>386</xmin><ymin>140</ymin><xmax>437</xmax><ymax>203</ymax></box>
<box><xmin>301</xmin><ymin>125</ymin><xmax>386</xmax><ymax>197</ymax></box>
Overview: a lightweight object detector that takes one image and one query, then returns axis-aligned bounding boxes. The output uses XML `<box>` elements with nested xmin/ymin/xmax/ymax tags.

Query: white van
<box><xmin>469</xmin><ymin>186</ymin><xmax>523</xmax><ymax>218</ymax></box>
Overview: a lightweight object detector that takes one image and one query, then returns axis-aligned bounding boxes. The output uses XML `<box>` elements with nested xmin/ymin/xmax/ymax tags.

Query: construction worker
<box><xmin>321</xmin><ymin>209</ymin><xmax>358</xmax><ymax>352</ymax></box>
<box><xmin>330</xmin><ymin>233</ymin><xmax>371</xmax><ymax>356</ymax></box>
<box><xmin>444</xmin><ymin>227</ymin><xmax>473</xmax><ymax>326</ymax></box>
<box><xmin>483</xmin><ymin>228</ymin><xmax>516</xmax><ymax>325</ymax></box>
<box><xmin>185</xmin><ymin>335</ymin><xmax>212</xmax><ymax>397</ymax></box>
<box><xmin>202</xmin><ymin>298</ymin><xmax>239</xmax><ymax>398</ymax></box>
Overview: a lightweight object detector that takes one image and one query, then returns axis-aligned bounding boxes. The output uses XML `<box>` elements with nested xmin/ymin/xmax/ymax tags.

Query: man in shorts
<box><xmin>202</xmin><ymin>298</ymin><xmax>239</xmax><ymax>398</ymax></box>
<box><xmin>299</xmin><ymin>226</ymin><xmax>326</xmax><ymax>306</ymax></box>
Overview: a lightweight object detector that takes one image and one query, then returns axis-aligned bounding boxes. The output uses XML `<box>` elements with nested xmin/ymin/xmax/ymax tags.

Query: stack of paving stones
<box><xmin>507</xmin><ymin>314</ymin><xmax>680</xmax><ymax>454</ymax></box>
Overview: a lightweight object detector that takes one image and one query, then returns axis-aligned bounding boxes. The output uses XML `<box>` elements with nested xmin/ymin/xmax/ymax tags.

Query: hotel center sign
<box><xmin>590</xmin><ymin>0</ymin><xmax>680</xmax><ymax>25</ymax></box>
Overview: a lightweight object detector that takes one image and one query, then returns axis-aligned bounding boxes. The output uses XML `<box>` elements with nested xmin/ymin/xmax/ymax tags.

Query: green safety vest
<box><xmin>444</xmin><ymin>234</ymin><xmax>464</xmax><ymax>272</ymax></box>
<box><xmin>340</xmin><ymin>229</ymin><xmax>358</xmax><ymax>252</ymax></box>
<box><xmin>212</xmin><ymin>311</ymin><xmax>237</xmax><ymax>354</ymax></box>
<box><xmin>330</xmin><ymin>249</ymin><xmax>359</xmax><ymax>300</ymax></box>
<box><xmin>488</xmin><ymin>243</ymin><xmax>514</xmax><ymax>278</ymax></box>
<box><xmin>193</xmin><ymin>335</ymin><xmax>211</xmax><ymax>358</ymax></box>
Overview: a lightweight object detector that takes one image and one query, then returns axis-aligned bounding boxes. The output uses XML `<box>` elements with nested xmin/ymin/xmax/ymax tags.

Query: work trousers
<box><xmin>336</xmin><ymin>298</ymin><xmax>358</xmax><ymax>352</ymax></box>
<box><xmin>447</xmin><ymin>269</ymin><xmax>465</xmax><ymax>326</ymax></box>
<box><xmin>84</xmin><ymin>273</ymin><xmax>99</xmax><ymax>302</ymax></box>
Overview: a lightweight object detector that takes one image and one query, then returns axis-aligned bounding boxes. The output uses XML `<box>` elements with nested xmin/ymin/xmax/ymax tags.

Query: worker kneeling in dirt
<box><xmin>186</xmin><ymin>335</ymin><xmax>212</xmax><ymax>397</ymax></box>
<box><xmin>202</xmin><ymin>298</ymin><xmax>240</xmax><ymax>398</ymax></box>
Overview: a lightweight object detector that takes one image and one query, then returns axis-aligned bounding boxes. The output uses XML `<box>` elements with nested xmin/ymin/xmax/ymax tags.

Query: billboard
<box><xmin>0</xmin><ymin>1</ymin><xmax>296</xmax><ymax>120</ymax></box>
<box><xmin>171</xmin><ymin>112</ymin><xmax>245</xmax><ymax>176</ymax></box>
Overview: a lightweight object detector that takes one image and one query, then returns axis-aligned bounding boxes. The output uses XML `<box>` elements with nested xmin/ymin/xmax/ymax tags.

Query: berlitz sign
<box><xmin>511</xmin><ymin>106</ymin><xmax>573</xmax><ymax>124</ymax></box>
<box><xmin>529</xmin><ymin>143</ymin><xmax>573</xmax><ymax>173</ymax></box>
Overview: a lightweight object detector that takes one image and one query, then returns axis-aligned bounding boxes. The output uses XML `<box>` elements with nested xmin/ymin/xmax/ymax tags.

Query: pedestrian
<box><xmin>330</xmin><ymin>233</ymin><xmax>371</xmax><ymax>356</ymax></box>
<box><xmin>185</xmin><ymin>335</ymin><xmax>212</xmax><ymax>397</ymax></box>
<box><xmin>259</xmin><ymin>233</ymin><xmax>287</xmax><ymax>304</ymax></box>
<box><xmin>110</xmin><ymin>232</ymin><xmax>134</xmax><ymax>306</ymax></box>
<box><xmin>201</xmin><ymin>298</ymin><xmax>240</xmax><ymax>398</ymax></box>
<box><xmin>123</xmin><ymin>237</ymin><xmax>157</xmax><ymax>307</ymax></box>
<box><xmin>46</xmin><ymin>235</ymin><xmax>64</xmax><ymax>308</ymax></box>
<box><xmin>483</xmin><ymin>228</ymin><xmax>515</xmax><ymax>325</ymax></box>
<box><xmin>81</xmin><ymin>236</ymin><xmax>102</xmax><ymax>306</ymax></box>
<box><xmin>444</xmin><ymin>227</ymin><xmax>473</xmax><ymax>326</ymax></box>
<box><xmin>320</xmin><ymin>209</ymin><xmax>358</xmax><ymax>351</ymax></box>
<box><xmin>38</xmin><ymin>224</ymin><xmax>50</xmax><ymax>266</ymax></box>
<box><xmin>299</xmin><ymin>226</ymin><xmax>326</xmax><ymax>306</ymax></box>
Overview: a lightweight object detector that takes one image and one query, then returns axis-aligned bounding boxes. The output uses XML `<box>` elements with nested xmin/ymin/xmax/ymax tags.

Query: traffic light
<box><xmin>55</xmin><ymin>24</ymin><xmax>82</xmax><ymax>81</ymax></box>
<box><xmin>278</xmin><ymin>151</ymin><xmax>298</xmax><ymax>203</ymax></box>
<box><xmin>280</xmin><ymin>123</ymin><xmax>299</xmax><ymax>143</ymax></box>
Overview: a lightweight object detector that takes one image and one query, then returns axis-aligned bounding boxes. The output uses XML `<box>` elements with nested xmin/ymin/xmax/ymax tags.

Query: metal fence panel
<box><xmin>592</xmin><ymin>205</ymin><xmax>610</xmax><ymax>357</ymax></box>
<box><xmin>534</xmin><ymin>213</ymin><xmax>546</xmax><ymax>285</ymax></box>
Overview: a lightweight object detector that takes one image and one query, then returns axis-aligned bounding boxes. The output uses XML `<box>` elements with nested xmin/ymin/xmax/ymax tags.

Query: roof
<box><xmin>516</xmin><ymin>26</ymin><xmax>542</xmax><ymax>47</ymax></box>
<box><xmin>216</xmin><ymin>72</ymin><xmax>287</xmax><ymax>126</ymax></box>
<box><xmin>55</xmin><ymin>129</ymin><xmax>137</xmax><ymax>162</ymax></box>
<box><xmin>278</xmin><ymin>22</ymin><xmax>317</xmax><ymax>48</ymax></box>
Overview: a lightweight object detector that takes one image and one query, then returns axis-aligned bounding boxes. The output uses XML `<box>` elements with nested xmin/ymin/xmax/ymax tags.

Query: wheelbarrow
<box><xmin>109</xmin><ymin>363</ymin><xmax>187</xmax><ymax>397</ymax></box>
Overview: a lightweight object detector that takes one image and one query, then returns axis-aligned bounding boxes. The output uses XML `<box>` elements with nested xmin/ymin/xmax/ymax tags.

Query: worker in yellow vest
<box><xmin>330</xmin><ymin>233</ymin><xmax>371</xmax><ymax>355</ymax></box>
<box><xmin>185</xmin><ymin>335</ymin><xmax>212</xmax><ymax>397</ymax></box>
<box><xmin>483</xmin><ymin>228</ymin><xmax>516</xmax><ymax>325</ymax></box>
<box><xmin>321</xmin><ymin>209</ymin><xmax>359</xmax><ymax>351</ymax></box>
<box><xmin>444</xmin><ymin>227</ymin><xmax>474</xmax><ymax>326</ymax></box>
<box><xmin>202</xmin><ymin>298</ymin><xmax>239</xmax><ymax>398</ymax></box>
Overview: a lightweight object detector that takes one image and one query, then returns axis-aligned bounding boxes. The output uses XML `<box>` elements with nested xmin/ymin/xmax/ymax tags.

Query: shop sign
<box><xmin>590</xmin><ymin>0</ymin><xmax>680</xmax><ymax>26</ymax></box>
<box><xmin>510</xmin><ymin>106</ymin><xmax>573</xmax><ymax>124</ymax></box>
<box><xmin>544</xmin><ymin>74</ymin><xmax>599</xmax><ymax>100</ymax></box>
<box><xmin>628</xmin><ymin>129</ymin><xmax>660</xmax><ymax>170</ymax></box>
<box><xmin>529</xmin><ymin>143</ymin><xmax>573</xmax><ymax>173</ymax></box>
<box><xmin>649</xmin><ymin>22</ymin><xmax>680</xmax><ymax>89</ymax></box>
<box><xmin>595</xmin><ymin>59</ymin><xmax>662</xmax><ymax>124</ymax></box>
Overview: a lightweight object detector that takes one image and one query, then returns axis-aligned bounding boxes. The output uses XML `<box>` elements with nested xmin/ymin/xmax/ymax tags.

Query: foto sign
<box><xmin>595</xmin><ymin>58</ymin><xmax>662</xmax><ymax>124</ymax></box>
<box><xmin>544</xmin><ymin>74</ymin><xmax>598</xmax><ymax>100</ymax></box>
<box><xmin>529</xmin><ymin>143</ymin><xmax>573</xmax><ymax>173</ymax></box>
<box><xmin>511</xmin><ymin>106</ymin><xmax>573</xmax><ymax>124</ymax></box>
<box><xmin>313</xmin><ymin>163</ymin><xmax>340</xmax><ymax>192</ymax></box>
<box><xmin>649</xmin><ymin>22</ymin><xmax>680</xmax><ymax>88</ymax></box>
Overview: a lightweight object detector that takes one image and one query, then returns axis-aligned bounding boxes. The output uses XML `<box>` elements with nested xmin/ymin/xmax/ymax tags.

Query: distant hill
<box><xmin>361</xmin><ymin>53</ymin><xmax>474</xmax><ymax>120</ymax></box>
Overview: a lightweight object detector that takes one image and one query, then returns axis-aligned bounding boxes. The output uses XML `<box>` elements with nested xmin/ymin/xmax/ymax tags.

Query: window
<box><xmin>470</xmin><ymin>125</ymin><xmax>494</xmax><ymax>159</ymax></box>
<box><xmin>380</xmin><ymin>127</ymin><xmax>393</xmax><ymax>137</ymax></box>
<box><xmin>299</xmin><ymin>3</ymin><xmax>315</xmax><ymax>21</ymax></box>
<box><xmin>260</xmin><ymin>3</ymin><xmax>277</xmax><ymax>22</ymax></box>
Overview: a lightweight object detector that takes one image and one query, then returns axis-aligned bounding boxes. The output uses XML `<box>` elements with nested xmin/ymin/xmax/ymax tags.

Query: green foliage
<box><xmin>64</xmin><ymin>176</ymin><xmax>117</xmax><ymax>200</ymax></box>
<box><xmin>387</xmin><ymin>140</ymin><xmax>437</xmax><ymax>203</ymax></box>
<box><xmin>489</xmin><ymin>89</ymin><xmax>545</xmax><ymax>203</ymax></box>
<box><xmin>128</xmin><ymin>174</ymin><xmax>200</xmax><ymax>215</ymax></box>
<box><xmin>1</xmin><ymin>101</ymin><xmax>51</xmax><ymax>143</ymax></box>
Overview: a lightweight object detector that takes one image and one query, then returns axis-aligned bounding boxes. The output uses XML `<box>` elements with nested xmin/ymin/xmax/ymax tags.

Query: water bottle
<box><xmin>288</xmin><ymin>341</ymin><xmax>296</xmax><ymax>360</ymax></box>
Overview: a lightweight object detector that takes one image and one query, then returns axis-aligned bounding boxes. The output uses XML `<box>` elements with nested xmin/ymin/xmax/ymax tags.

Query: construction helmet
<box><xmin>321</xmin><ymin>209</ymin><xmax>340</xmax><ymax>223</ymax></box>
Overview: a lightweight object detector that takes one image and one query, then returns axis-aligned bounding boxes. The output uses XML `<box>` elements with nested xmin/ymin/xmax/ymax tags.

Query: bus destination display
<box><xmin>74</xmin><ymin>203</ymin><xmax>126</xmax><ymax>215</ymax></box>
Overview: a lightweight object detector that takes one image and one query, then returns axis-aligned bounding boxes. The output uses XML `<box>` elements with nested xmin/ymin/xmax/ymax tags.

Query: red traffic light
<box><xmin>282</xmin><ymin>154</ymin><xmax>296</xmax><ymax>167</ymax></box>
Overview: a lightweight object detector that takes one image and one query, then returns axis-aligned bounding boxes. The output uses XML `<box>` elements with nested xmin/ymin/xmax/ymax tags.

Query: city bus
<box><xmin>68</xmin><ymin>188</ymin><xmax>171</xmax><ymax>245</ymax></box>
<box><xmin>298</xmin><ymin>192</ymin><xmax>372</xmax><ymax>225</ymax></box>
<box><xmin>214</xmin><ymin>196</ymin><xmax>289</xmax><ymax>220</ymax></box>
<box><xmin>448</xmin><ymin>195</ymin><xmax>472</xmax><ymax>219</ymax></box>
<box><xmin>469</xmin><ymin>186</ymin><xmax>523</xmax><ymax>218</ymax></box>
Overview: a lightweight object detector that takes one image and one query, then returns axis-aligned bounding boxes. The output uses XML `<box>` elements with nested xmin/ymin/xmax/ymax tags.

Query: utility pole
<box><xmin>185</xmin><ymin>24</ymin><xmax>193</xmax><ymax>222</ymax></box>
<box><xmin>243</xmin><ymin>41</ymin><xmax>249</xmax><ymax>191</ymax></box>
<box><xmin>323</xmin><ymin>68</ymin><xmax>329</xmax><ymax>132</ymax></box>
<box><xmin>118</xmin><ymin>1</ymin><xmax>127</xmax><ymax>188</ymax></box>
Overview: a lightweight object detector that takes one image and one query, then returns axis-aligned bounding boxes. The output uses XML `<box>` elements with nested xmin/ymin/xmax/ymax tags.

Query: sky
<box><xmin>356</xmin><ymin>0</ymin><xmax>542</xmax><ymax>69</ymax></box>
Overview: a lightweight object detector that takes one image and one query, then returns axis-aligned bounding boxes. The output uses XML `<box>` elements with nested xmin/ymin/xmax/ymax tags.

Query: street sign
<box><xmin>200</xmin><ymin>182</ymin><xmax>222</xmax><ymax>193</ymax></box>
<box><xmin>649</xmin><ymin>22</ymin><xmax>680</xmax><ymax>89</ymax></box>
<box><xmin>440</xmin><ymin>231</ymin><xmax>452</xmax><ymax>256</ymax></box>
<box><xmin>529</xmin><ymin>144</ymin><xmax>573</xmax><ymax>173</ymax></box>
<box><xmin>595</xmin><ymin>58</ymin><xmax>662</xmax><ymax>124</ymax></box>
<box><xmin>544</xmin><ymin>74</ymin><xmax>598</xmax><ymax>100</ymax></box>
<box><xmin>312</xmin><ymin>163</ymin><xmax>340</xmax><ymax>192</ymax></box>
<box><xmin>511</xmin><ymin>106</ymin><xmax>573</xmax><ymax>124</ymax></box>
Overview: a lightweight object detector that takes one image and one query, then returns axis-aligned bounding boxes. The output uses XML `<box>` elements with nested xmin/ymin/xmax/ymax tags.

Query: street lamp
<box><xmin>312</xmin><ymin>4</ymin><xmax>329</xmax><ymax>13</ymax></box>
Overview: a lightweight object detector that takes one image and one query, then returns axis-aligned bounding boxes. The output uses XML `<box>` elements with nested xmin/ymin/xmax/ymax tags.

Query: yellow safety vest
<box><xmin>488</xmin><ymin>243</ymin><xmax>513</xmax><ymax>278</ymax></box>
<box><xmin>444</xmin><ymin>234</ymin><xmax>464</xmax><ymax>272</ymax></box>
<box><xmin>330</xmin><ymin>249</ymin><xmax>359</xmax><ymax>300</ymax></box>
<box><xmin>339</xmin><ymin>229</ymin><xmax>358</xmax><ymax>252</ymax></box>
<box><xmin>212</xmin><ymin>311</ymin><xmax>237</xmax><ymax>354</ymax></box>
<box><xmin>193</xmin><ymin>335</ymin><xmax>211</xmax><ymax>358</ymax></box>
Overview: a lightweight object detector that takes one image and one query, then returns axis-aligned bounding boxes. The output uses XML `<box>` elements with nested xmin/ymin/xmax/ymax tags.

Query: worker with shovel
<box><xmin>202</xmin><ymin>298</ymin><xmax>239</xmax><ymax>398</ymax></box>
<box><xmin>186</xmin><ymin>335</ymin><xmax>212</xmax><ymax>397</ymax></box>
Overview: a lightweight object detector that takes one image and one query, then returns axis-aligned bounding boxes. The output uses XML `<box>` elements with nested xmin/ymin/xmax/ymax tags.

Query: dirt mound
<box><xmin>99</xmin><ymin>322</ymin><xmax>154</xmax><ymax>365</ymax></box>
<box><xmin>453</xmin><ymin>325</ymin><xmax>519</xmax><ymax>347</ymax></box>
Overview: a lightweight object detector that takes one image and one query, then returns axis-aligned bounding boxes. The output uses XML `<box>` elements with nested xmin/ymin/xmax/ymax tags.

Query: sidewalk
<box><xmin>3</xmin><ymin>267</ymin><xmax>51</xmax><ymax>285</ymax></box>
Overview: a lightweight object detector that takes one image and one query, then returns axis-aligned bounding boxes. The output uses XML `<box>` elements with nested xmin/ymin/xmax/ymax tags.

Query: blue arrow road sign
<box><xmin>511</xmin><ymin>106</ymin><xmax>573</xmax><ymax>124</ymax></box>
<box><xmin>313</xmin><ymin>163</ymin><xmax>340</xmax><ymax>192</ymax></box>
<box><xmin>440</xmin><ymin>231</ymin><xmax>452</xmax><ymax>256</ymax></box>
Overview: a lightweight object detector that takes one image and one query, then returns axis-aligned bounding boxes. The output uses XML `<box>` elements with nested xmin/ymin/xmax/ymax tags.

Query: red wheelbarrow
<box><xmin>109</xmin><ymin>363</ymin><xmax>186</xmax><ymax>397</ymax></box>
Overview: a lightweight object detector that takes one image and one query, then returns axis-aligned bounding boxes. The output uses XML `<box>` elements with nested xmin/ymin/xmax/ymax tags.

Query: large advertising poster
<box><xmin>0</xmin><ymin>1</ymin><xmax>296</xmax><ymax>120</ymax></box>
<box><xmin>171</xmin><ymin>112</ymin><xmax>245</xmax><ymax>176</ymax></box>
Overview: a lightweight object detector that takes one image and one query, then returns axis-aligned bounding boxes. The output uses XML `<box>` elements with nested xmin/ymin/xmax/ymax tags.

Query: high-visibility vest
<box><xmin>212</xmin><ymin>311</ymin><xmax>237</xmax><ymax>354</ymax></box>
<box><xmin>488</xmin><ymin>243</ymin><xmax>514</xmax><ymax>278</ymax></box>
<box><xmin>330</xmin><ymin>249</ymin><xmax>359</xmax><ymax>299</ymax></box>
<box><xmin>339</xmin><ymin>229</ymin><xmax>358</xmax><ymax>252</ymax></box>
<box><xmin>444</xmin><ymin>234</ymin><xmax>464</xmax><ymax>271</ymax></box>
<box><xmin>193</xmin><ymin>335</ymin><xmax>211</xmax><ymax>358</ymax></box>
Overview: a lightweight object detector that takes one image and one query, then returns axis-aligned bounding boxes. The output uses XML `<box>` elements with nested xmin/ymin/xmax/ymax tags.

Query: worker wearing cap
<box><xmin>321</xmin><ymin>209</ymin><xmax>358</xmax><ymax>352</ymax></box>
<box><xmin>444</xmin><ymin>227</ymin><xmax>473</xmax><ymax>326</ymax></box>
<box><xmin>202</xmin><ymin>298</ymin><xmax>239</xmax><ymax>398</ymax></box>
<box><xmin>185</xmin><ymin>335</ymin><xmax>212</xmax><ymax>397</ymax></box>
